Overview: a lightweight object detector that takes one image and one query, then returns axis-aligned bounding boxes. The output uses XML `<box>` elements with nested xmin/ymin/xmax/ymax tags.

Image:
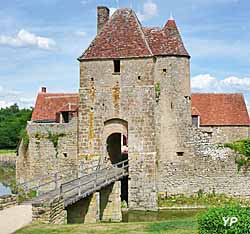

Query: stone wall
<box><xmin>199</xmin><ymin>126</ymin><xmax>249</xmax><ymax>144</ymax></box>
<box><xmin>79</xmin><ymin>57</ymin><xmax>157</xmax><ymax>210</ymax></box>
<box><xmin>0</xmin><ymin>153</ymin><xmax>16</xmax><ymax>166</ymax></box>
<box><xmin>0</xmin><ymin>194</ymin><xmax>17</xmax><ymax>210</ymax></box>
<box><xmin>16</xmin><ymin>118</ymin><xmax>78</xmax><ymax>185</ymax></box>
<box><xmin>157</xmin><ymin>126</ymin><xmax>250</xmax><ymax>197</ymax></box>
<box><xmin>32</xmin><ymin>196</ymin><xmax>66</xmax><ymax>224</ymax></box>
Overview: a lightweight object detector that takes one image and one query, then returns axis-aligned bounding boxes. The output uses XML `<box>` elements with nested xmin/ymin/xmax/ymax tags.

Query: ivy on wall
<box><xmin>155</xmin><ymin>82</ymin><xmax>161</xmax><ymax>102</ymax></box>
<box><xmin>47</xmin><ymin>131</ymin><xmax>66</xmax><ymax>157</ymax></box>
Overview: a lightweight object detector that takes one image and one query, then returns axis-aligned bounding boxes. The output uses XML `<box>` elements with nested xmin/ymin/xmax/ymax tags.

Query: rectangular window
<box><xmin>192</xmin><ymin>115</ymin><xmax>200</xmax><ymax>128</ymax></box>
<box><xmin>62</xmin><ymin>112</ymin><xmax>70</xmax><ymax>123</ymax></box>
<box><xmin>114</xmin><ymin>60</ymin><xmax>120</xmax><ymax>73</ymax></box>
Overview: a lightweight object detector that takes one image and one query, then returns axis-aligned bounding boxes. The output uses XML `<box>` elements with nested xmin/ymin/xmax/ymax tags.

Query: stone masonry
<box><xmin>16</xmin><ymin>6</ymin><xmax>250</xmax><ymax>221</ymax></box>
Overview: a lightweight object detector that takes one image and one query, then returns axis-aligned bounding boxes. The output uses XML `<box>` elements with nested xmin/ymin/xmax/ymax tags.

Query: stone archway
<box><xmin>103</xmin><ymin>118</ymin><xmax>128</xmax><ymax>164</ymax></box>
<box><xmin>103</xmin><ymin>118</ymin><xmax>128</xmax><ymax>204</ymax></box>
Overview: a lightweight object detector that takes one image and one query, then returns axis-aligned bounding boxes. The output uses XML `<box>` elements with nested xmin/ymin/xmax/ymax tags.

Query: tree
<box><xmin>0</xmin><ymin>104</ymin><xmax>32</xmax><ymax>149</ymax></box>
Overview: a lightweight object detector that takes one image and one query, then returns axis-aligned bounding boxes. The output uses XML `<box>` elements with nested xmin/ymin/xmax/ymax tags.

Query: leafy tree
<box><xmin>0</xmin><ymin>104</ymin><xmax>32</xmax><ymax>149</ymax></box>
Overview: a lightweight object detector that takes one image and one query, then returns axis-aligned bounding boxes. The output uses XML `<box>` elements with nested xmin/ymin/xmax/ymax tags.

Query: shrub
<box><xmin>20</xmin><ymin>129</ymin><xmax>29</xmax><ymax>147</ymax></box>
<box><xmin>224</xmin><ymin>139</ymin><xmax>250</xmax><ymax>171</ymax></box>
<box><xmin>198</xmin><ymin>206</ymin><xmax>250</xmax><ymax>234</ymax></box>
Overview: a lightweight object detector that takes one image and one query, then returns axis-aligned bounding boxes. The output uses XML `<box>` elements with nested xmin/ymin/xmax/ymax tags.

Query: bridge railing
<box><xmin>59</xmin><ymin>159</ymin><xmax>129</xmax><ymax>199</ymax></box>
<box><xmin>16</xmin><ymin>159</ymin><xmax>100</xmax><ymax>196</ymax></box>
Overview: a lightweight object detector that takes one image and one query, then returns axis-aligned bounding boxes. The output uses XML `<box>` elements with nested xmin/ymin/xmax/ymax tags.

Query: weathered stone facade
<box><xmin>158</xmin><ymin>126</ymin><xmax>250</xmax><ymax>196</ymax></box>
<box><xmin>78</xmin><ymin>58</ymin><xmax>158</xmax><ymax>209</ymax></box>
<box><xmin>16</xmin><ymin>118</ymin><xmax>78</xmax><ymax>184</ymax></box>
<box><xmin>32</xmin><ymin>196</ymin><xmax>66</xmax><ymax>224</ymax></box>
<box><xmin>16</xmin><ymin>6</ymin><xmax>250</xmax><ymax>220</ymax></box>
<box><xmin>199</xmin><ymin>126</ymin><xmax>249</xmax><ymax>143</ymax></box>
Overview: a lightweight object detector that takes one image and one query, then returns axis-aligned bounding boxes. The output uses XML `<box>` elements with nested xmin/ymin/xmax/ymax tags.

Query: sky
<box><xmin>0</xmin><ymin>0</ymin><xmax>250</xmax><ymax>108</ymax></box>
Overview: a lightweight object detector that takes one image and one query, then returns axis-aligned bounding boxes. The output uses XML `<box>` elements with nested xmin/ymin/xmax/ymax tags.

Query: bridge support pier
<box><xmin>100</xmin><ymin>181</ymin><xmax>122</xmax><ymax>222</ymax></box>
<box><xmin>32</xmin><ymin>196</ymin><xmax>67</xmax><ymax>224</ymax></box>
<box><xmin>66</xmin><ymin>192</ymin><xmax>100</xmax><ymax>224</ymax></box>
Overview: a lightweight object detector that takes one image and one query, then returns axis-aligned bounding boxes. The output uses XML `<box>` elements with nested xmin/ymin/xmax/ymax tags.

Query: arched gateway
<box><xmin>103</xmin><ymin>118</ymin><xmax>128</xmax><ymax>203</ymax></box>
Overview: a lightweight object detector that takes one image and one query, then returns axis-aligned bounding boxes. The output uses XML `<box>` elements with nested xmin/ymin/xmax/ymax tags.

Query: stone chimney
<box><xmin>97</xmin><ymin>6</ymin><xmax>110</xmax><ymax>34</ymax></box>
<box><xmin>41</xmin><ymin>87</ymin><xmax>47</xmax><ymax>93</ymax></box>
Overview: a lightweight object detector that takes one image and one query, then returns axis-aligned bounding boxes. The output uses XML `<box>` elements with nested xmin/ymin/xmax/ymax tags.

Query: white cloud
<box><xmin>137</xmin><ymin>0</ymin><xmax>158</xmax><ymax>21</ymax></box>
<box><xmin>191</xmin><ymin>74</ymin><xmax>250</xmax><ymax>93</ymax></box>
<box><xmin>0</xmin><ymin>100</ymin><xmax>14</xmax><ymax>108</ymax></box>
<box><xmin>0</xmin><ymin>85</ymin><xmax>35</xmax><ymax>108</ymax></box>
<box><xmin>191</xmin><ymin>74</ymin><xmax>217</xmax><ymax>90</ymax></box>
<box><xmin>0</xmin><ymin>29</ymin><xmax>56</xmax><ymax>50</ymax></box>
<box><xmin>75</xmin><ymin>31</ymin><xmax>87</xmax><ymax>37</ymax></box>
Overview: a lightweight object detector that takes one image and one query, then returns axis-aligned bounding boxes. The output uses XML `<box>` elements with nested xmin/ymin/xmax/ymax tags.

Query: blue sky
<box><xmin>1</xmin><ymin>0</ymin><xmax>250</xmax><ymax>108</ymax></box>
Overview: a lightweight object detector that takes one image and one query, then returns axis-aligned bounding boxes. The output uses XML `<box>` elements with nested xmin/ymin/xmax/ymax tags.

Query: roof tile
<box><xmin>32</xmin><ymin>93</ymin><xmax>79</xmax><ymax>122</ymax></box>
<box><xmin>191</xmin><ymin>93</ymin><xmax>250</xmax><ymax>126</ymax></box>
<box><xmin>79</xmin><ymin>8</ymin><xmax>189</xmax><ymax>60</ymax></box>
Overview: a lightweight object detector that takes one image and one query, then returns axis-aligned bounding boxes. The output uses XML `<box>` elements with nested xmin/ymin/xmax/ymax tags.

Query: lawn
<box><xmin>0</xmin><ymin>149</ymin><xmax>16</xmax><ymax>155</ymax></box>
<box><xmin>158</xmin><ymin>192</ymin><xmax>250</xmax><ymax>208</ymax></box>
<box><xmin>16</xmin><ymin>217</ymin><xmax>198</xmax><ymax>234</ymax></box>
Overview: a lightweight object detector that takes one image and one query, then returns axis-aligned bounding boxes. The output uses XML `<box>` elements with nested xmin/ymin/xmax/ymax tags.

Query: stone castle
<box><xmin>17</xmin><ymin>7</ymin><xmax>250</xmax><ymax>214</ymax></box>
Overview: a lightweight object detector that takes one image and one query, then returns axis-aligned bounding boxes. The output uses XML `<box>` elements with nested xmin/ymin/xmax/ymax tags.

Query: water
<box><xmin>122</xmin><ymin>209</ymin><xmax>205</xmax><ymax>222</ymax></box>
<box><xmin>0</xmin><ymin>183</ymin><xmax>11</xmax><ymax>196</ymax></box>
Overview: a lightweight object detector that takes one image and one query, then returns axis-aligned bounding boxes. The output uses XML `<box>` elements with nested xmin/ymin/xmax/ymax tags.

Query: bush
<box><xmin>224</xmin><ymin>139</ymin><xmax>250</xmax><ymax>171</ymax></box>
<box><xmin>198</xmin><ymin>206</ymin><xmax>250</xmax><ymax>234</ymax></box>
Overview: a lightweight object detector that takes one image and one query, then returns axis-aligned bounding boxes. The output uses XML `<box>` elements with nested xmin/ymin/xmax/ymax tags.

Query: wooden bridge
<box><xmin>17</xmin><ymin>159</ymin><xmax>129</xmax><ymax>208</ymax></box>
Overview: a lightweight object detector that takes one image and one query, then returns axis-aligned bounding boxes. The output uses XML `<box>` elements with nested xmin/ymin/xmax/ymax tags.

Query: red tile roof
<box><xmin>79</xmin><ymin>8</ymin><xmax>189</xmax><ymax>60</ymax></box>
<box><xmin>143</xmin><ymin>20</ymin><xmax>189</xmax><ymax>57</ymax></box>
<box><xmin>31</xmin><ymin>93</ymin><xmax>79</xmax><ymax>122</ymax></box>
<box><xmin>32</xmin><ymin>91</ymin><xmax>249</xmax><ymax>126</ymax></box>
<box><xmin>191</xmin><ymin>93</ymin><xmax>250</xmax><ymax>126</ymax></box>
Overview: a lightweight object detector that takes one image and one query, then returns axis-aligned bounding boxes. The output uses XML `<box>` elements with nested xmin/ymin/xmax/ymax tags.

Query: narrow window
<box><xmin>177</xmin><ymin>152</ymin><xmax>184</xmax><ymax>156</ymax></box>
<box><xmin>163</xmin><ymin>68</ymin><xmax>167</xmax><ymax>73</ymax></box>
<box><xmin>192</xmin><ymin>115</ymin><xmax>200</xmax><ymax>128</ymax></box>
<box><xmin>114</xmin><ymin>60</ymin><xmax>120</xmax><ymax>73</ymax></box>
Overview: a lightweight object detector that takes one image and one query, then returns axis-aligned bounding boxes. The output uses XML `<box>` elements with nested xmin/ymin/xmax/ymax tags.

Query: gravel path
<box><xmin>0</xmin><ymin>204</ymin><xmax>32</xmax><ymax>234</ymax></box>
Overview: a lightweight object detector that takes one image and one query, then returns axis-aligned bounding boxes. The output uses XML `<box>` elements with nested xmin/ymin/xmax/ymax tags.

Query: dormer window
<box><xmin>113</xmin><ymin>60</ymin><xmax>120</xmax><ymax>74</ymax></box>
<box><xmin>62</xmin><ymin>112</ymin><xmax>70</xmax><ymax>123</ymax></box>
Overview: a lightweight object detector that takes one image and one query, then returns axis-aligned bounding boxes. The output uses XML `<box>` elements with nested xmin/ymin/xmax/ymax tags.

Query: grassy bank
<box><xmin>0</xmin><ymin>149</ymin><xmax>16</xmax><ymax>155</ymax></box>
<box><xmin>158</xmin><ymin>192</ymin><xmax>250</xmax><ymax>208</ymax></box>
<box><xmin>16</xmin><ymin>217</ymin><xmax>198</xmax><ymax>234</ymax></box>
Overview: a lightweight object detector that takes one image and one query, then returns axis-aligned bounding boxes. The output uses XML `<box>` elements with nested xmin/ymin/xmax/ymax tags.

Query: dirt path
<box><xmin>0</xmin><ymin>204</ymin><xmax>32</xmax><ymax>234</ymax></box>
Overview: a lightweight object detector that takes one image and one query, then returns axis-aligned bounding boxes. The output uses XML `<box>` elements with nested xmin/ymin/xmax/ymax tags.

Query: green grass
<box><xmin>224</xmin><ymin>138</ymin><xmax>250</xmax><ymax>171</ymax></box>
<box><xmin>158</xmin><ymin>193</ymin><xmax>250</xmax><ymax>208</ymax></box>
<box><xmin>16</xmin><ymin>217</ymin><xmax>198</xmax><ymax>234</ymax></box>
<box><xmin>0</xmin><ymin>149</ymin><xmax>16</xmax><ymax>155</ymax></box>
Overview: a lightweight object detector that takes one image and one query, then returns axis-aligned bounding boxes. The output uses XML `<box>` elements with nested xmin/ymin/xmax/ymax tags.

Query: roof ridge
<box><xmin>131</xmin><ymin>10</ymin><xmax>153</xmax><ymax>56</ymax></box>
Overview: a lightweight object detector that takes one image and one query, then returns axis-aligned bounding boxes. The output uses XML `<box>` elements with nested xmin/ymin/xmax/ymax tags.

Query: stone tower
<box><xmin>78</xmin><ymin>8</ymin><xmax>190</xmax><ymax>210</ymax></box>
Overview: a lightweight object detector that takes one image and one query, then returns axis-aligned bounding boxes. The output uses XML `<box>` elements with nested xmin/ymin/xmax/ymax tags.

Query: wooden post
<box><xmin>78</xmin><ymin>180</ymin><xmax>81</xmax><ymax>196</ymax></box>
